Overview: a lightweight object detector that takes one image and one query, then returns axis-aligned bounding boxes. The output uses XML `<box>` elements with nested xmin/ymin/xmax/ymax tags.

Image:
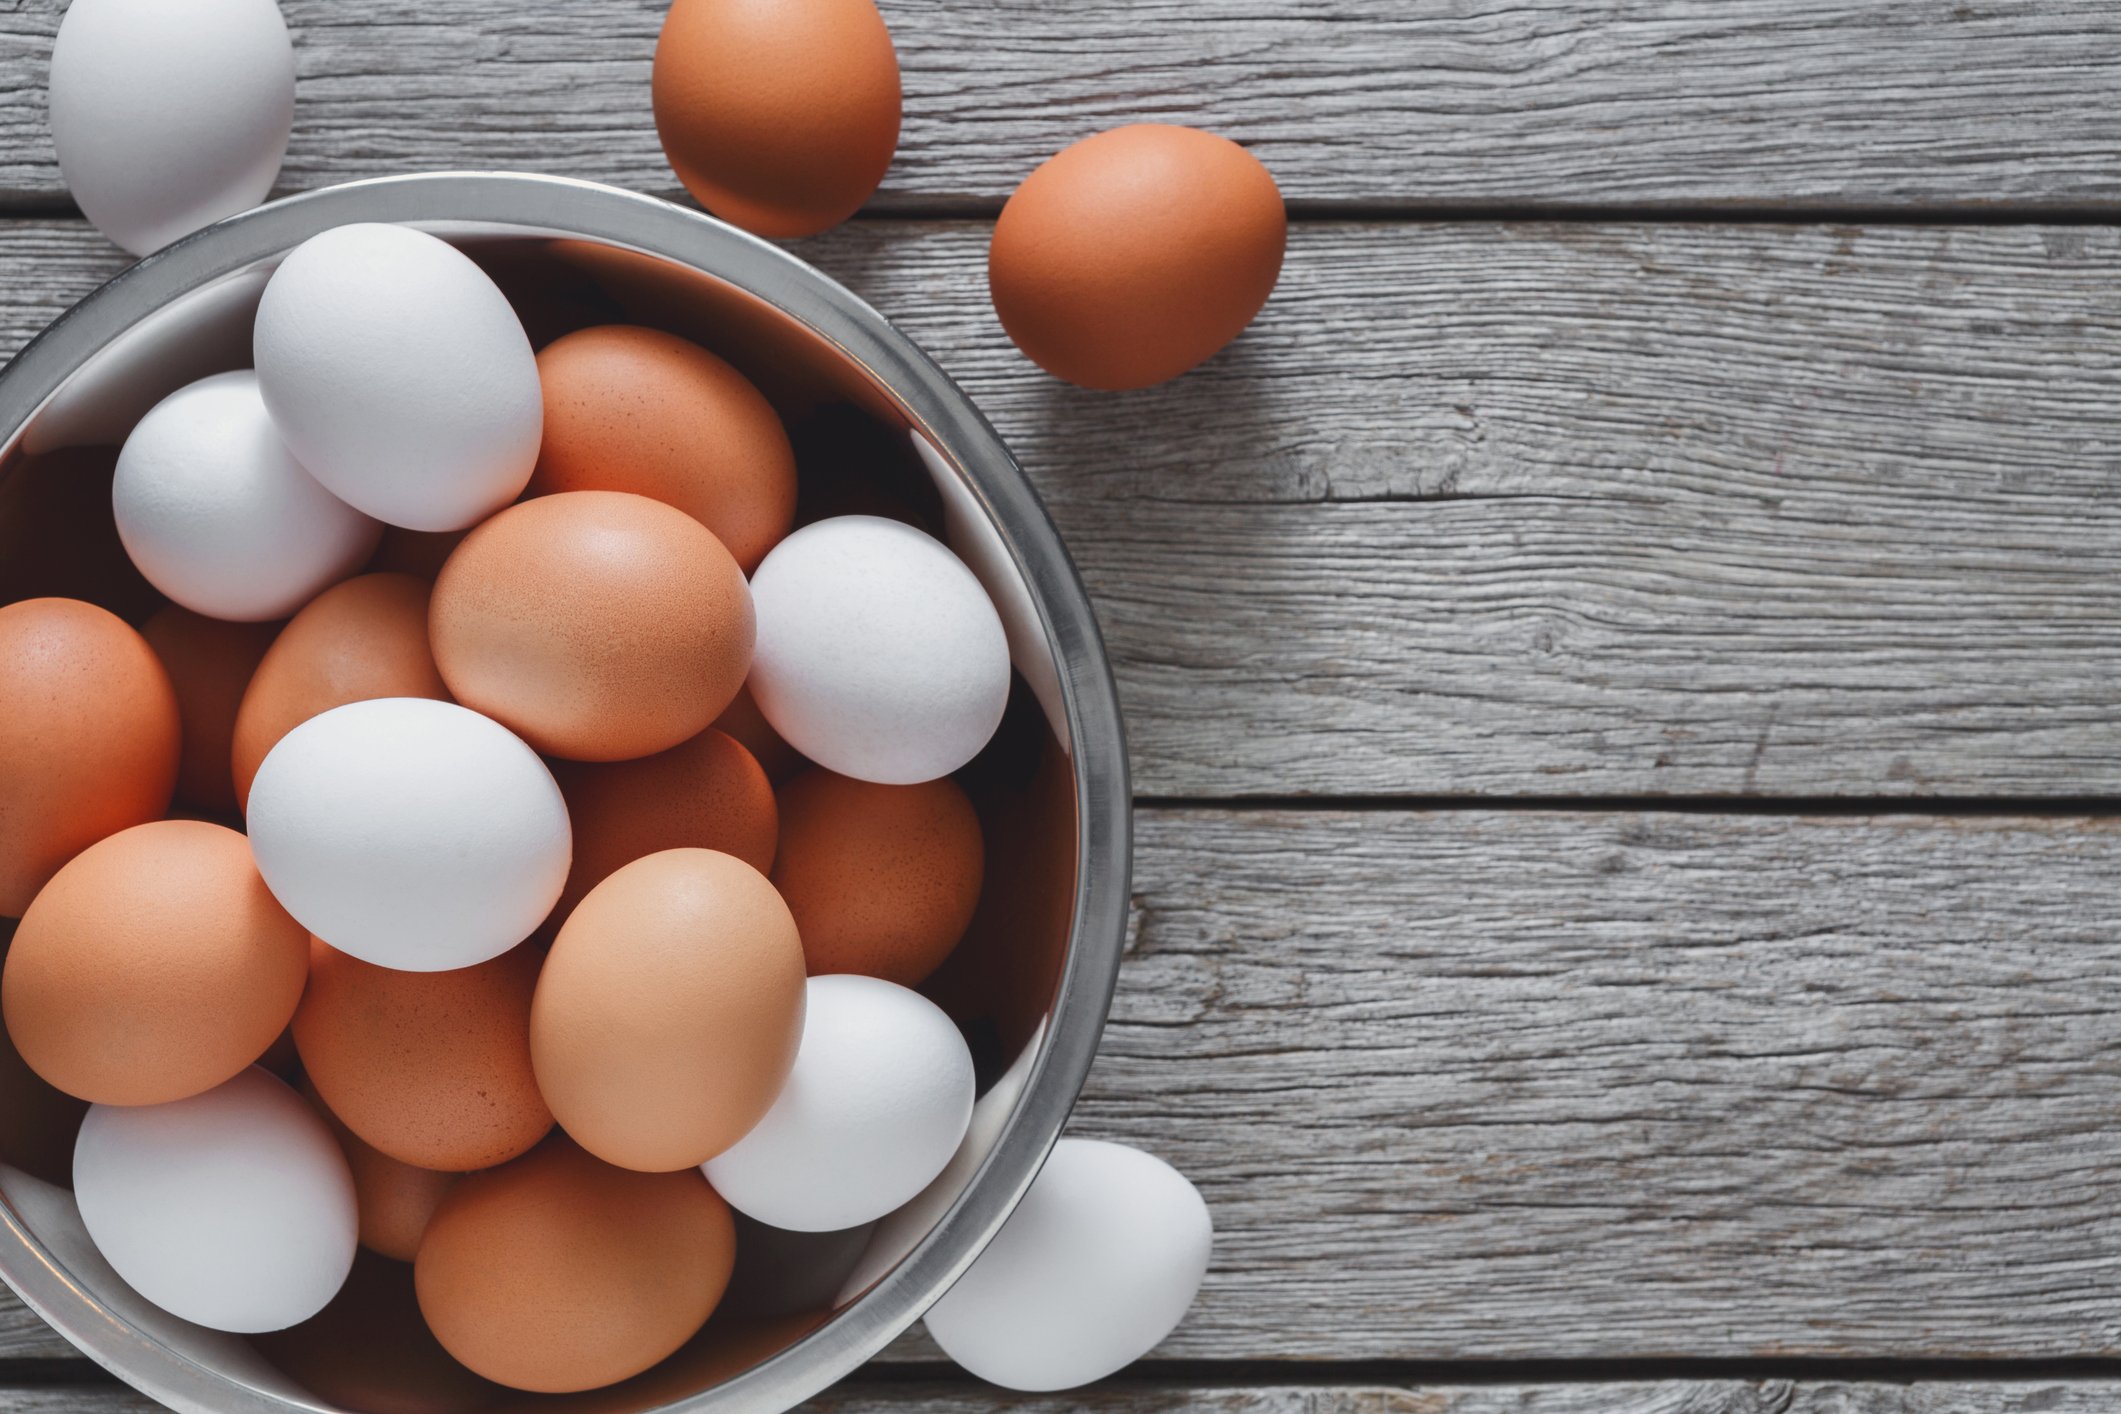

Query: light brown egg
<box><xmin>771</xmin><ymin>768</ymin><xmax>984</xmax><ymax>987</ymax></box>
<box><xmin>0</xmin><ymin>447</ymin><xmax>160</xmax><ymax>623</ymax></box>
<box><xmin>301</xmin><ymin>1078</ymin><xmax>456</xmax><ymax>1263</ymax></box>
<box><xmin>652</xmin><ymin>0</ymin><xmax>899</xmax><ymax>238</ymax></box>
<box><xmin>255</xmin><ymin>1251</ymin><xmax>505</xmax><ymax>1414</ymax></box>
<box><xmin>140</xmin><ymin>607</ymin><xmax>277</xmax><ymax>812</ymax></box>
<box><xmin>414</xmin><ymin>1136</ymin><xmax>735</xmax><ymax>1394</ymax></box>
<box><xmin>2</xmin><ymin>820</ymin><xmax>307</xmax><ymax>1105</ymax></box>
<box><xmin>0</xmin><ymin>598</ymin><xmax>180</xmax><ymax>916</ymax></box>
<box><xmin>713</xmin><ymin>682</ymin><xmax>805</xmax><ymax>782</ymax></box>
<box><xmin>989</xmin><ymin>124</ymin><xmax>1285</xmax><ymax>390</ymax></box>
<box><xmin>529</xmin><ymin>326</ymin><xmax>797</xmax><ymax>573</ymax></box>
<box><xmin>295</xmin><ymin>939</ymin><xmax>552</xmax><ymax>1172</ymax></box>
<box><xmin>531</xmin><ymin>849</ymin><xmax>803</xmax><ymax>1172</ymax></box>
<box><xmin>231</xmin><ymin>572</ymin><xmax>449</xmax><ymax>809</ymax></box>
<box><xmin>430</xmin><ymin>491</ymin><xmax>753</xmax><ymax>763</ymax></box>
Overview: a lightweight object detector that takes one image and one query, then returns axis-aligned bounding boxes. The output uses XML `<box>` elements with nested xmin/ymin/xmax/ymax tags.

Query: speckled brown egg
<box><xmin>295</xmin><ymin>938</ymin><xmax>552</xmax><ymax>1172</ymax></box>
<box><xmin>0</xmin><ymin>598</ymin><xmax>179</xmax><ymax>916</ymax></box>
<box><xmin>430</xmin><ymin>491</ymin><xmax>753</xmax><ymax>763</ymax></box>
<box><xmin>231</xmin><ymin>573</ymin><xmax>449</xmax><ymax>809</ymax></box>
<box><xmin>529</xmin><ymin>326</ymin><xmax>797</xmax><ymax>573</ymax></box>
<box><xmin>531</xmin><ymin>849</ymin><xmax>804</xmax><ymax>1172</ymax></box>
<box><xmin>714</xmin><ymin>682</ymin><xmax>805</xmax><ymax>782</ymax></box>
<box><xmin>301</xmin><ymin>1078</ymin><xmax>456</xmax><ymax>1263</ymax></box>
<box><xmin>140</xmin><ymin>607</ymin><xmax>277</xmax><ymax>813</ymax></box>
<box><xmin>771</xmin><ymin>769</ymin><xmax>984</xmax><ymax>987</ymax></box>
<box><xmin>2</xmin><ymin>820</ymin><xmax>307</xmax><ymax>1104</ymax></box>
<box><xmin>414</xmin><ymin>1135</ymin><xmax>735</xmax><ymax>1393</ymax></box>
<box><xmin>990</xmin><ymin>124</ymin><xmax>1285</xmax><ymax>390</ymax></box>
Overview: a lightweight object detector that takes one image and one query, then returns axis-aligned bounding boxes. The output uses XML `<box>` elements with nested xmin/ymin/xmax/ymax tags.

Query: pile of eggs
<box><xmin>0</xmin><ymin>220</ymin><xmax>1208</xmax><ymax>1398</ymax></box>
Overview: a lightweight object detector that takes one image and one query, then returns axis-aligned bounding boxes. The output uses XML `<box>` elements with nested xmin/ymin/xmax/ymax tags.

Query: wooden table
<box><xmin>6</xmin><ymin>2</ymin><xmax>2121</xmax><ymax>1410</ymax></box>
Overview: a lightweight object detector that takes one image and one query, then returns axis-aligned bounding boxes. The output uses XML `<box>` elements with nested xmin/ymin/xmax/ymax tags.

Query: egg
<box><xmin>230</xmin><ymin>572</ymin><xmax>449</xmax><ymax>808</ymax></box>
<box><xmin>772</xmin><ymin>769</ymin><xmax>982</xmax><ymax>987</ymax></box>
<box><xmin>0</xmin><ymin>447</ymin><xmax>159</xmax><ymax>621</ymax></box>
<box><xmin>253</xmin><ymin>223</ymin><xmax>543</xmax><ymax>531</ymax></box>
<box><xmin>73</xmin><ymin>1067</ymin><xmax>358</xmax><ymax>1332</ymax></box>
<box><xmin>989</xmin><ymin>124</ymin><xmax>1285</xmax><ymax>390</ymax></box>
<box><xmin>714</xmin><ymin>682</ymin><xmax>805</xmax><ymax>781</ymax></box>
<box><xmin>652</xmin><ymin>0</ymin><xmax>900</xmax><ymax>239</ymax></box>
<box><xmin>529</xmin><ymin>326</ymin><xmax>797</xmax><ymax>573</ymax></box>
<box><xmin>112</xmin><ymin>371</ymin><xmax>381</xmax><ymax>621</ymax></box>
<box><xmin>0</xmin><ymin>598</ymin><xmax>179</xmax><ymax>916</ymax></box>
<box><xmin>531</xmin><ymin>849</ymin><xmax>803</xmax><ymax>1173</ymax></box>
<box><xmin>246</xmin><ymin>698</ymin><xmax>570</xmax><ymax>971</ymax></box>
<box><xmin>302</xmin><ymin>1080</ymin><xmax>455</xmax><ymax>1263</ymax></box>
<box><xmin>3</xmin><ymin>820</ymin><xmax>306</xmax><ymax>1105</ymax></box>
<box><xmin>430</xmin><ymin>490</ymin><xmax>754</xmax><ymax>762</ymax></box>
<box><xmin>47</xmin><ymin>0</ymin><xmax>294</xmax><ymax>256</ymax></box>
<box><xmin>749</xmin><ymin>516</ymin><xmax>1007</xmax><ymax>785</ymax></box>
<box><xmin>139</xmin><ymin>607</ymin><xmax>277</xmax><ymax>812</ymax></box>
<box><xmin>414</xmin><ymin>1136</ymin><xmax>735</xmax><ymax>1393</ymax></box>
<box><xmin>702</xmin><ymin>974</ymin><xmax>973</xmax><ymax>1232</ymax></box>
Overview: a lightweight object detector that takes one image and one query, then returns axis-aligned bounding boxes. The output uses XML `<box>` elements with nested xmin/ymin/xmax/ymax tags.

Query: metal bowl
<box><xmin>0</xmin><ymin>172</ymin><xmax>1130</xmax><ymax>1414</ymax></box>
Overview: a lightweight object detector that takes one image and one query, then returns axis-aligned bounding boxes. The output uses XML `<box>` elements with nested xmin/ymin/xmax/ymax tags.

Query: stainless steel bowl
<box><xmin>0</xmin><ymin>172</ymin><xmax>1130</xmax><ymax>1414</ymax></box>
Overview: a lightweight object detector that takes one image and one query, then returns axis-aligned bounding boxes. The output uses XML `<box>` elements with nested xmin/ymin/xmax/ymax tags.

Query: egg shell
<box><xmin>48</xmin><ymin>0</ymin><xmax>293</xmax><ymax>256</ymax></box>
<box><xmin>772</xmin><ymin>769</ymin><xmax>982</xmax><ymax>987</ymax></box>
<box><xmin>299</xmin><ymin>1078</ymin><xmax>456</xmax><ymax>1262</ymax></box>
<box><xmin>703</xmin><ymin>974</ymin><xmax>973</xmax><ymax>1232</ymax></box>
<box><xmin>924</xmin><ymin>1138</ymin><xmax>1212</xmax><ymax>1391</ymax></box>
<box><xmin>989</xmin><ymin>124</ymin><xmax>1284</xmax><ymax>391</ymax></box>
<box><xmin>414</xmin><ymin>1136</ymin><xmax>735</xmax><ymax>1393</ymax></box>
<box><xmin>0</xmin><ymin>598</ymin><xmax>179</xmax><ymax>916</ymax></box>
<box><xmin>532</xmin><ymin>849</ymin><xmax>803</xmax><ymax>1173</ymax></box>
<box><xmin>113</xmin><ymin>371</ymin><xmax>381</xmax><ymax>621</ymax></box>
<box><xmin>73</xmin><ymin>1067</ymin><xmax>358</xmax><ymax>1333</ymax></box>
<box><xmin>0</xmin><ymin>447</ymin><xmax>160</xmax><ymax>621</ymax></box>
<box><xmin>748</xmin><ymin>515</ymin><xmax>1007</xmax><ymax>785</ymax></box>
<box><xmin>246</xmin><ymin>698</ymin><xmax>571</xmax><ymax>972</ymax></box>
<box><xmin>430</xmin><ymin>490</ymin><xmax>754</xmax><ymax>762</ymax></box>
<box><xmin>713</xmin><ymin>682</ymin><xmax>805</xmax><ymax>781</ymax></box>
<box><xmin>139</xmin><ymin>607</ymin><xmax>276</xmax><ymax>811</ymax></box>
<box><xmin>253</xmin><ymin>1251</ymin><xmax>506</xmax><ymax>1414</ymax></box>
<box><xmin>652</xmin><ymin>0</ymin><xmax>900</xmax><ymax>239</ymax></box>
<box><xmin>230</xmin><ymin>572</ymin><xmax>450</xmax><ymax>809</ymax></box>
<box><xmin>529</xmin><ymin>326</ymin><xmax>797</xmax><ymax>573</ymax></box>
<box><xmin>253</xmin><ymin>223</ymin><xmax>543</xmax><ymax>532</ymax></box>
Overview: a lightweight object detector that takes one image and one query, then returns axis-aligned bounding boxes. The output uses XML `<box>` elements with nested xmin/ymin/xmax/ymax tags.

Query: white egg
<box><xmin>73</xmin><ymin>1067</ymin><xmax>356</xmax><ymax>1333</ymax></box>
<box><xmin>252</xmin><ymin>223</ymin><xmax>542</xmax><ymax>532</ymax></box>
<box><xmin>111</xmin><ymin>370</ymin><xmax>378</xmax><ymax>621</ymax></box>
<box><xmin>48</xmin><ymin>0</ymin><xmax>294</xmax><ymax>257</ymax></box>
<box><xmin>924</xmin><ymin>1138</ymin><xmax>1212</xmax><ymax>1391</ymax></box>
<box><xmin>749</xmin><ymin>516</ymin><xmax>1010</xmax><ymax>785</ymax></box>
<box><xmin>246</xmin><ymin>697</ymin><xmax>570</xmax><ymax>971</ymax></box>
<box><xmin>704</xmin><ymin>974</ymin><xmax>974</xmax><ymax>1232</ymax></box>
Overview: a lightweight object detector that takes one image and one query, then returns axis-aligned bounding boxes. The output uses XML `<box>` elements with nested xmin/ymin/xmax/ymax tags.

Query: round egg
<box><xmin>924</xmin><ymin>1138</ymin><xmax>1212</xmax><ymax>1391</ymax></box>
<box><xmin>303</xmin><ymin>1080</ymin><xmax>456</xmax><ymax>1263</ymax></box>
<box><xmin>253</xmin><ymin>223</ymin><xmax>543</xmax><ymax>532</ymax></box>
<box><xmin>414</xmin><ymin>1136</ymin><xmax>735</xmax><ymax>1393</ymax></box>
<box><xmin>429</xmin><ymin>490</ymin><xmax>754</xmax><ymax>762</ymax></box>
<box><xmin>531</xmin><ymin>849</ymin><xmax>804</xmax><ymax>1173</ymax></box>
<box><xmin>3</xmin><ymin>820</ymin><xmax>306</xmax><ymax>1105</ymax></box>
<box><xmin>246</xmin><ymin>698</ymin><xmax>570</xmax><ymax>971</ymax></box>
<box><xmin>652</xmin><ymin>0</ymin><xmax>899</xmax><ymax>239</ymax></box>
<box><xmin>989</xmin><ymin>124</ymin><xmax>1285</xmax><ymax>390</ymax></box>
<box><xmin>529</xmin><ymin>326</ymin><xmax>797</xmax><ymax>573</ymax></box>
<box><xmin>140</xmin><ymin>607</ymin><xmax>277</xmax><ymax>812</ymax></box>
<box><xmin>47</xmin><ymin>0</ymin><xmax>293</xmax><ymax>256</ymax></box>
<box><xmin>0</xmin><ymin>598</ymin><xmax>179</xmax><ymax>916</ymax></box>
<box><xmin>772</xmin><ymin>769</ymin><xmax>982</xmax><ymax>987</ymax></box>
<box><xmin>112</xmin><ymin>371</ymin><xmax>381</xmax><ymax>621</ymax></box>
<box><xmin>73</xmin><ymin>1067</ymin><xmax>358</xmax><ymax>1332</ymax></box>
<box><xmin>703</xmin><ymin>974</ymin><xmax>973</xmax><ymax>1232</ymax></box>
<box><xmin>230</xmin><ymin>572</ymin><xmax>449</xmax><ymax>808</ymax></box>
<box><xmin>749</xmin><ymin>515</ymin><xmax>1007</xmax><ymax>785</ymax></box>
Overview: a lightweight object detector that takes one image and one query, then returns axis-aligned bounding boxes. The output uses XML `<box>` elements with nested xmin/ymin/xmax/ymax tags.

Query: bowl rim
<box><xmin>0</xmin><ymin>171</ymin><xmax>1132</xmax><ymax>1414</ymax></box>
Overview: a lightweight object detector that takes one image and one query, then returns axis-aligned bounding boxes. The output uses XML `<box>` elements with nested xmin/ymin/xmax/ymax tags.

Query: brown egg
<box><xmin>302</xmin><ymin>1078</ymin><xmax>457</xmax><ymax>1263</ymax></box>
<box><xmin>256</xmin><ymin>1251</ymin><xmax>505</xmax><ymax>1414</ymax></box>
<box><xmin>989</xmin><ymin>124</ymin><xmax>1285</xmax><ymax>390</ymax></box>
<box><xmin>713</xmin><ymin>682</ymin><xmax>805</xmax><ymax>782</ymax></box>
<box><xmin>415</xmin><ymin>1136</ymin><xmax>735</xmax><ymax>1394</ymax></box>
<box><xmin>652</xmin><ymin>0</ymin><xmax>899</xmax><ymax>238</ymax></box>
<box><xmin>529</xmin><ymin>327</ymin><xmax>797</xmax><ymax>573</ymax></box>
<box><xmin>0</xmin><ymin>598</ymin><xmax>180</xmax><ymax>916</ymax></box>
<box><xmin>140</xmin><ymin>607</ymin><xmax>277</xmax><ymax>812</ymax></box>
<box><xmin>231</xmin><ymin>573</ymin><xmax>449</xmax><ymax>809</ymax></box>
<box><xmin>295</xmin><ymin>939</ymin><xmax>552</xmax><ymax>1172</ymax></box>
<box><xmin>531</xmin><ymin>849</ymin><xmax>803</xmax><ymax>1172</ymax></box>
<box><xmin>430</xmin><ymin>491</ymin><xmax>753</xmax><ymax>763</ymax></box>
<box><xmin>0</xmin><ymin>447</ymin><xmax>160</xmax><ymax>622</ymax></box>
<box><xmin>772</xmin><ymin>768</ymin><xmax>984</xmax><ymax>987</ymax></box>
<box><xmin>2</xmin><ymin>820</ymin><xmax>307</xmax><ymax>1105</ymax></box>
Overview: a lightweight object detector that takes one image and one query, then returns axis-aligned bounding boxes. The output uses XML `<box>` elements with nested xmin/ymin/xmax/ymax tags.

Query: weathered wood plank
<box><xmin>2</xmin><ymin>1</ymin><xmax>2121</xmax><ymax>212</ymax></box>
